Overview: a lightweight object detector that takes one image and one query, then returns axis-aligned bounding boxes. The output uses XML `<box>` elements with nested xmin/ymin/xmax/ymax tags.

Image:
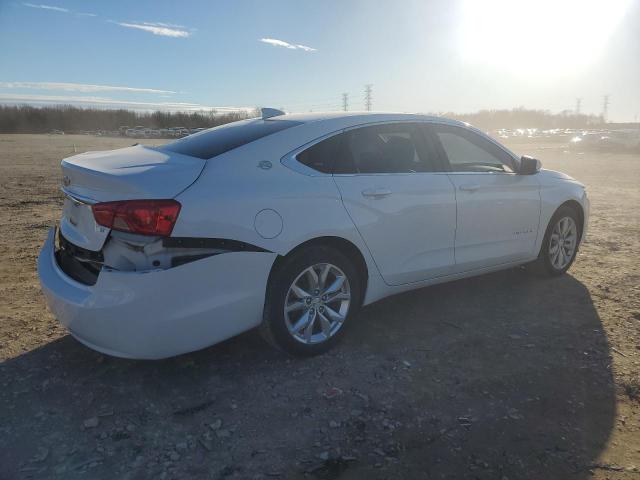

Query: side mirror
<box><xmin>519</xmin><ymin>155</ymin><xmax>542</xmax><ymax>175</ymax></box>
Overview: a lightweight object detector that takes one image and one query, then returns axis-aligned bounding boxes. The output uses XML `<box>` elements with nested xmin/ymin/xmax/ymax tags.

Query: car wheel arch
<box><xmin>266</xmin><ymin>236</ymin><xmax>369</xmax><ymax>308</ymax></box>
<box><xmin>537</xmin><ymin>200</ymin><xmax>585</xmax><ymax>262</ymax></box>
<box><xmin>556</xmin><ymin>200</ymin><xmax>585</xmax><ymax>238</ymax></box>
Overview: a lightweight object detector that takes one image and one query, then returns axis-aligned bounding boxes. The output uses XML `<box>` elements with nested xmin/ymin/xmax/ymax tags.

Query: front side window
<box><xmin>431</xmin><ymin>126</ymin><xmax>515</xmax><ymax>173</ymax></box>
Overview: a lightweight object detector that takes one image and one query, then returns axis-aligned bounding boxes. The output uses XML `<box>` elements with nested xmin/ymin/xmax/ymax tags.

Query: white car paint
<box><xmin>38</xmin><ymin>111</ymin><xmax>589</xmax><ymax>359</ymax></box>
<box><xmin>61</xmin><ymin>145</ymin><xmax>205</xmax><ymax>203</ymax></box>
<box><xmin>333</xmin><ymin>172</ymin><xmax>457</xmax><ymax>284</ymax></box>
<box><xmin>38</xmin><ymin>229</ymin><xmax>277</xmax><ymax>359</ymax></box>
<box><xmin>447</xmin><ymin>172</ymin><xmax>541</xmax><ymax>271</ymax></box>
<box><xmin>59</xmin><ymin>145</ymin><xmax>205</xmax><ymax>251</ymax></box>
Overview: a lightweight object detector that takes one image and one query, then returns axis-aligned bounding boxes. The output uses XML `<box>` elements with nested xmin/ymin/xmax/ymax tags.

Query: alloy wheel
<box><xmin>548</xmin><ymin>216</ymin><xmax>578</xmax><ymax>270</ymax></box>
<box><xmin>283</xmin><ymin>263</ymin><xmax>351</xmax><ymax>345</ymax></box>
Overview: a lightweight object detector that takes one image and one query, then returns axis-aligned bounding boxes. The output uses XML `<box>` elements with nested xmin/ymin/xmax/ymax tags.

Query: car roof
<box><xmin>258</xmin><ymin>111</ymin><xmax>518</xmax><ymax>164</ymax></box>
<box><xmin>269</xmin><ymin>111</ymin><xmax>467</xmax><ymax>128</ymax></box>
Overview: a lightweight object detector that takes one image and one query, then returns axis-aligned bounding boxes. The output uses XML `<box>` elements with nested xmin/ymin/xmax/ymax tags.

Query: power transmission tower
<box><xmin>575</xmin><ymin>98</ymin><xmax>582</xmax><ymax>115</ymax></box>
<box><xmin>602</xmin><ymin>95</ymin><xmax>610</xmax><ymax>123</ymax></box>
<box><xmin>364</xmin><ymin>84</ymin><xmax>373</xmax><ymax>111</ymax></box>
<box><xmin>342</xmin><ymin>93</ymin><xmax>349</xmax><ymax>112</ymax></box>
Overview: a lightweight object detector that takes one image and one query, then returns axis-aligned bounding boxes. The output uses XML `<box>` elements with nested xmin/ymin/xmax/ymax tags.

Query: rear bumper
<box><xmin>37</xmin><ymin>228</ymin><xmax>277</xmax><ymax>359</ymax></box>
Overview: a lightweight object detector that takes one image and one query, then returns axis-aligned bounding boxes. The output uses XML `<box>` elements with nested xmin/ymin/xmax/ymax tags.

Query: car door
<box><xmin>425</xmin><ymin>124</ymin><xmax>541</xmax><ymax>272</ymax></box>
<box><xmin>331</xmin><ymin>122</ymin><xmax>457</xmax><ymax>286</ymax></box>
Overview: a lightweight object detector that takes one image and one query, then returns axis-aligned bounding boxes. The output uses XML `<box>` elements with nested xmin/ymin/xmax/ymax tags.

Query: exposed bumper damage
<box><xmin>38</xmin><ymin>228</ymin><xmax>278</xmax><ymax>359</ymax></box>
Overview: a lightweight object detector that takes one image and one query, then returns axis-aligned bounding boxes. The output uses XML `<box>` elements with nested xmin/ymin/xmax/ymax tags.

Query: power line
<box><xmin>602</xmin><ymin>94</ymin><xmax>610</xmax><ymax>122</ymax></box>
<box><xmin>342</xmin><ymin>93</ymin><xmax>349</xmax><ymax>112</ymax></box>
<box><xmin>364</xmin><ymin>84</ymin><xmax>373</xmax><ymax>111</ymax></box>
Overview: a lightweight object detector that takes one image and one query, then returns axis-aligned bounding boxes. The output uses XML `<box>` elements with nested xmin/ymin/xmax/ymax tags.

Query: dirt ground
<box><xmin>0</xmin><ymin>133</ymin><xmax>638</xmax><ymax>480</ymax></box>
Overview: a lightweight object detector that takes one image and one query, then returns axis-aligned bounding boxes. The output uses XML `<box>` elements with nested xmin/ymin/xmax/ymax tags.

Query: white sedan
<box><xmin>38</xmin><ymin>110</ymin><xmax>589</xmax><ymax>358</ymax></box>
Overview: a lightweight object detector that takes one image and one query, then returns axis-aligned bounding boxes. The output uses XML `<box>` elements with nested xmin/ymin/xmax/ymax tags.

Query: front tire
<box><xmin>260</xmin><ymin>245</ymin><xmax>361</xmax><ymax>356</ymax></box>
<box><xmin>533</xmin><ymin>205</ymin><xmax>582</xmax><ymax>276</ymax></box>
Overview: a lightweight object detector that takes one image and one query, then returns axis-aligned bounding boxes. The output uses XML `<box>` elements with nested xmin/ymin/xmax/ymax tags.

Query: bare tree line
<box><xmin>445</xmin><ymin>107</ymin><xmax>606</xmax><ymax>130</ymax></box>
<box><xmin>0</xmin><ymin>104</ymin><xmax>623</xmax><ymax>134</ymax></box>
<box><xmin>0</xmin><ymin>105</ymin><xmax>255</xmax><ymax>133</ymax></box>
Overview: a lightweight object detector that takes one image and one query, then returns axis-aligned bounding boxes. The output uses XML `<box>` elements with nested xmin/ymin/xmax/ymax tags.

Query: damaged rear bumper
<box><xmin>37</xmin><ymin>228</ymin><xmax>277</xmax><ymax>359</ymax></box>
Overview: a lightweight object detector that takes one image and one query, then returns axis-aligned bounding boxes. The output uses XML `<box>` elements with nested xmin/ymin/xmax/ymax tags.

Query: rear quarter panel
<box><xmin>171</xmin><ymin>125</ymin><xmax>381</xmax><ymax>279</ymax></box>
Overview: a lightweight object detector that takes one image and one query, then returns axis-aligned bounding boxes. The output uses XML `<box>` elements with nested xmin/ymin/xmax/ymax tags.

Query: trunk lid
<box><xmin>60</xmin><ymin>145</ymin><xmax>204</xmax><ymax>251</ymax></box>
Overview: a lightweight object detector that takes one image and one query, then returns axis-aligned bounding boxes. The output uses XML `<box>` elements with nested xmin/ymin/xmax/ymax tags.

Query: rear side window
<box><xmin>296</xmin><ymin>123</ymin><xmax>439</xmax><ymax>174</ymax></box>
<box><xmin>161</xmin><ymin>119</ymin><xmax>302</xmax><ymax>160</ymax></box>
<box><xmin>296</xmin><ymin>134</ymin><xmax>345</xmax><ymax>173</ymax></box>
<box><xmin>339</xmin><ymin>123</ymin><xmax>437</xmax><ymax>174</ymax></box>
<box><xmin>343</xmin><ymin>125</ymin><xmax>422</xmax><ymax>173</ymax></box>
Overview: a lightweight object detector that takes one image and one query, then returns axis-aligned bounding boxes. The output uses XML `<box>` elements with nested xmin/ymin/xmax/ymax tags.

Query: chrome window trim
<box><xmin>331</xmin><ymin>171</ymin><xmax>517</xmax><ymax>178</ymax></box>
<box><xmin>280</xmin><ymin>119</ymin><xmax>521</xmax><ymax>177</ymax></box>
<box><xmin>445</xmin><ymin>171</ymin><xmax>518</xmax><ymax>176</ymax></box>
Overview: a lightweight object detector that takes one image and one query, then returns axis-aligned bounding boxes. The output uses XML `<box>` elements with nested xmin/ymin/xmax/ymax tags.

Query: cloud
<box><xmin>21</xmin><ymin>3</ymin><xmax>192</xmax><ymax>39</ymax></box>
<box><xmin>295</xmin><ymin>44</ymin><xmax>316</xmax><ymax>52</ymax></box>
<box><xmin>260</xmin><ymin>38</ymin><xmax>316</xmax><ymax>52</ymax></box>
<box><xmin>142</xmin><ymin>21</ymin><xmax>186</xmax><ymax>28</ymax></box>
<box><xmin>23</xmin><ymin>3</ymin><xmax>69</xmax><ymax>12</ymax></box>
<box><xmin>0</xmin><ymin>94</ymin><xmax>250</xmax><ymax>113</ymax></box>
<box><xmin>0</xmin><ymin>81</ymin><xmax>176</xmax><ymax>95</ymax></box>
<box><xmin>115</xmin><ymin>21</ymin><xmax>192</xmax><ymax>38</ymax></box>
<box><xmin>23</xmin><ymin>3</ymin><xmax>97</xmax><ymax>17</ymax></box>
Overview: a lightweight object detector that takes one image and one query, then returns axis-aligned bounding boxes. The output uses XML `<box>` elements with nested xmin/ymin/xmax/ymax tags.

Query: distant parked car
<box><xmin>599</xmin><ymin>130</ymin><xmax>640</xmax><ymax>151</ymax></box>
<box><xmin>49</xmin><ymin>129</ymin><xmax>64</xmax><ymax>135</ymax></box>
<box><xmin>171</xmin><ymin>127</ymin><xmax>189</xmax><ymax>137</ymax></box>
<box><xmin>39</xmin><ymin>109</ymin><xmax>589</xmax><ymax>359</ymax></box>
<box><xmin>130</xmin><ymin>126</ymin><xmax>145</xmax><ymax>138</ymax></box>
<box><xmin>571</xmin><ymin>130</ymin><xmax>640</xmax><ymax>152</ymax></box>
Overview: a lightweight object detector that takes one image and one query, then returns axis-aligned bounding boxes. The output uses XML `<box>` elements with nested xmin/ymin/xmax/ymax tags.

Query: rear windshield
<box><xmin>159</xmin><ymin>118</ymin><xmax>302</xmax><ymax>160</ymax></box>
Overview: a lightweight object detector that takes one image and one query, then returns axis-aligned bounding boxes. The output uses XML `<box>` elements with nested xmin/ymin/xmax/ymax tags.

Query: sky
<box><xmin>0</xmin><ymin>0</ymin><xmax>638</xmax><ymax>121</ymax></box>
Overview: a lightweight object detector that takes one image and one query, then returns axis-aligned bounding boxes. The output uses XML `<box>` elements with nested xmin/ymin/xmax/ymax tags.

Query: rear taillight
<box><xmin>92</xmin><ymin>199</ymin><xmax>181</xmax><ymax>236</ymax></box>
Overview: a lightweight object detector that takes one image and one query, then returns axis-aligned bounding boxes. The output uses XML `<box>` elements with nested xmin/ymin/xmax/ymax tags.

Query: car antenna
<box><xmin>261</xmin><ymin>107</ymin><xmax>285</xmax><ymax>120</ymax></box>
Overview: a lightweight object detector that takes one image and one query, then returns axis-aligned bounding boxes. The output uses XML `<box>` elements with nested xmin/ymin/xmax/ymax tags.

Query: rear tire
<box><xmin>530</xmin><ymin>205</ymin><xmax>582</xmax><ymax>276</ymax></box>
<box><xmin>260</xmin><ymin>245</ymin><xmax>361</xmax><ymax>356</ymax></box>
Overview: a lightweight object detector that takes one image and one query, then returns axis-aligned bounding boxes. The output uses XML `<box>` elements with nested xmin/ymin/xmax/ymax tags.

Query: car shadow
<box><xmin>0</xmin><ymin>268</ymin><xmax>614</xmax><ymax>479</ymax></box>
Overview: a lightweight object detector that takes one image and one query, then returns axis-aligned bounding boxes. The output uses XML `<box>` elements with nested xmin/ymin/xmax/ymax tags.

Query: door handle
<box><xmin>361</xmin><ymin>187</ymin><xmax>392</xmax><ymax>198</ymax></box>
<box><xmin>458</xmin><ymin>184</ymin><xmax>480</xmax><ymax>192</ymax></box>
